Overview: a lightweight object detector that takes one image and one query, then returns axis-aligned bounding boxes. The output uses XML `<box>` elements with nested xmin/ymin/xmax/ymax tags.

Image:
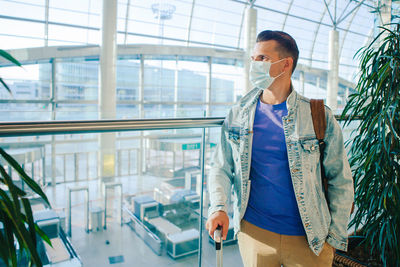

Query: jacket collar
<box><xmin>286</xmin><ymin>84</ymin><xmax>298</xmax><ymax>115</ymax></box>
<box><xmin>241</xmin><ymin>82</ymin><xmax>298</xmax><ymax>114</ymax></box>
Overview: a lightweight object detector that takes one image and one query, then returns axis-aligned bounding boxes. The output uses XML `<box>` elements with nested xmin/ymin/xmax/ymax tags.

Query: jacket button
<box><xmin>311</xmin><ymin>238</ymin><xmax>318</xmax><ymax>246</ymax></box>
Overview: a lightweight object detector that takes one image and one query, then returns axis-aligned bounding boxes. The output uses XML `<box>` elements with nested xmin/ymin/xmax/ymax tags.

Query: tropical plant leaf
<box><xmin>0</xmin><ymin>227</ymin><xmax>11</xmax><ymax>266</ymax></box>
<box><xmin>2</xmin><ymin>215</ymin><xmax>17</xmax><ymax>267</ymax></box>
<box><xmin>0</xmin><ymin>148</ymin><xmax>50</xmax><ymax>206</ymax></box>
<box><xmin>0</xmin><ymin>45</ymin><xmax>49</xmax><ymax>267</ymax></box>
<box><xmin>0</xmin><ymin>50</ymin><xmax>21</xmax><ymax>67</ymax></box>
<box><xmin>21</xmin><ymin>198</ymin><xmax>37</xmax><ymax>246</ymax></box>
<box><xmin>0</xmin><ymin>156</ymin><xmax>47</xmax><ymax>266</ymax></box>
<box><xmin>342</xmin><ymin>22</ymin><xmax>400</xmax><ymax>266</ymax></box>
<box><xmin>0</xmin><ymin>78</ymin><xmax>12</xmax><ymax>95</ymax></box>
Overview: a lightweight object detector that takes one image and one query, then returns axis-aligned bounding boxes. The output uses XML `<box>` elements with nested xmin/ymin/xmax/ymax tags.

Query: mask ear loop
<box><xmin>269</xmin><ymin>58</ymin><xmax>288</xmax><ymax>79</ymax></box>
<box><xmin>270</xmin><ymin>70</ymin><xmax>285</xmax><ymax>79</ymax></box>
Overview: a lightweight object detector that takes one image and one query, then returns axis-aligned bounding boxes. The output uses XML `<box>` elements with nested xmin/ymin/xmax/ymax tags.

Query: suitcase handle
<box><xmin>214</xmin><ymin>225</ymin><xmax>223</xmax><ymax>266</ymax></box>
<box><xmin>214</xmin><ymin>225</ymin><xmax>222</xmax><ymax>250</ymax></box>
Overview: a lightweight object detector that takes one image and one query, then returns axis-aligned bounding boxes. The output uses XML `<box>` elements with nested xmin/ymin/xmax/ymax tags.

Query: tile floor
<box><xmin>44</xmin><ymin>175</ymin><xmax>244</xmax><ymax>267</ymax></box>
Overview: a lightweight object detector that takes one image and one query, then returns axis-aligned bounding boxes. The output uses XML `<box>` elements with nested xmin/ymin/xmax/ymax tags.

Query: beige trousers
<box><xmin>238</xmin><ymin>220</ymin><xmax>334</xmax><ymax>267</ymax></box>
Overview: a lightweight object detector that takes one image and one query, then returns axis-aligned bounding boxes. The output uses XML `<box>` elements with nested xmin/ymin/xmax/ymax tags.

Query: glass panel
<box><xmin>0</xmin><ymin>118</ymin><xmax>360</xmax><ymax>266</ymax></box>
<box><xmin>201</xmin><ymin>126</ymin><xmax>243</xmax><ymax>266</ymax></box>
<box><xmin>0</xmin><ymin>35</ymin><xmax>44</xmax><ymax>50</ymax></box>
<box><xmin>48</xmin><ymin>25</ymin><xmax>90</xmax><ymax>46</ymax></box>
<box><xmin>210</xmin><ymin>105</ymin><xmax>231</xmax><ymax>117</ymax></box>
<box><xmin>177</xmin><ymin>105</ymin><xmax>205</xmax><ymax>117</ymax></box>
<box><xmin>56</xmin><ymin>59</ymin><xmax>99</xmax><ymax>101</ymax></box>
<box><xmin>211</xmin><ymin>60</ymin><xmax>243</xmax><ymax>103</ymax></box>
<box><xmin>55</xmin><ymin>103</ymin><xmax>98</xmax><ymax>120</ymax></box>
<box><xmin>117</xmin><ymin>57</ymin><xmax>140</xmax><ymax>101</ymax></box>
<box><xmin>116</xmin><ymin>104</ymin><xmax>139</xmax><ymax>119</ymax></box>
<box><xmin>0</xmin><ymin>0</ymin><xmax>45</xmax><ymax>20</ymax></box>
<box><xmin>49</xmin><ymin>0</ymin><xmax>101</xmax><ymax>26</ymax></box>
<box><xmin>177</xmin><ymin>59</ymin><xmax>208</xmax><ymax>103</ymax></box>
<box><xmin>257</xmin><ymin>9</ymin><xmax>286</xmax><ymax>32</ymax></box>
<box><xmin>143</xmin><ymin>104</ymin><xmax>175</xmax><ymax>118</ymax></box>
<box><xmin>0</xmin><ymin>62</ymin><xmax>51</xmax><ymax>100</ymax></box>
<box><xmin>143</xmin><ymin>56</ymin><xmax>176</xmax><ymax>102</ymax></box>
<box><xmin>0</xmin><ymin>127</ymin><xmax>218</xmax><ymax>266</ymax></box>
<box><xmin>190</xmin><ymin>0</ymin><xmax>243</xmax><ymax>48</ymax></box>
<box><xmin>0</xmin><ymin>103</ymin><xmax>51</xmax><ymax>121</ymax></box>
<box><xmin>0</xmin><ymin>19</ymin><xmax>44</xmax><ymax>48</ymax></box>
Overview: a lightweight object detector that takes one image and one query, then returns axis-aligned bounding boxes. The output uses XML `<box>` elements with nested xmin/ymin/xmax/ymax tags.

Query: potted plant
<box><xmin>0</xmin><ymin>49</ymin><xmax>51</xmax><ymax>267</ymax></box>
<box><xmin>340</xmin><ymin>22</ymin><xmax>400</xmax><ymax>266</ymax></box>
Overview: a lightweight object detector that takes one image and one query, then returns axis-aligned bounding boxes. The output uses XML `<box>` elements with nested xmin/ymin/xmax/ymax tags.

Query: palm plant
<box><xmin>0</xmin><ymin>50</ymin><xmax>21</xmax><ymax>96</ymax></box>
<box><xmin>0</xmin><ymin>49</ymin><xmax>51</xmax><ymax>266</ymax></box>
<box><xmin>342</xmin><ymin>23</ymin><xmax>400</xmax><ymax>266</ymax></box>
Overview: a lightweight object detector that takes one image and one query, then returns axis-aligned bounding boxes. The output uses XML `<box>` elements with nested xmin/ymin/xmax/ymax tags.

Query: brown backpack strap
<box><xmin>310</xmin><ymin>99</ymin><xmax>329</xmax><ymax>202</ymax></box>
<box><xmin>310</xmin><ymin>99</ymin><xmax>355</xmax><ymax>214</ymax></box>
<box><xmin>310</xmin><ymin>99</ymin><xmax>327</xmax><ymax>141</ymax></box>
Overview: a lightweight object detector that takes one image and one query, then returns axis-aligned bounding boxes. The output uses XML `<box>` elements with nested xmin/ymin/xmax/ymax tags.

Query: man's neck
<box><xmin>260</xmin><ymin>79</ymin><xmax>292</xmax><ymax>105</ymax></box>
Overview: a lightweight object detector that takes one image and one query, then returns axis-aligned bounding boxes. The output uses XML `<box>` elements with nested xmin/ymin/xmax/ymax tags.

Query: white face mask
<box><xmin>249</xmin><ymin>58</ymin><xmax>286</xmax><ymax>90</ymax></box>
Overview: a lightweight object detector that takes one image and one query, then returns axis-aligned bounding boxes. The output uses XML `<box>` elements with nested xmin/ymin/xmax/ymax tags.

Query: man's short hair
<box><xmin>256</xmin><ymin>30</ymin><xmax>299</xmax><ymax>73</ymax></box>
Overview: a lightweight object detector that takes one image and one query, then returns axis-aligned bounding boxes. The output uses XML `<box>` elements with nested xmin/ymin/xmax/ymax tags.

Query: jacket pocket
<box><xmin>227</xmin><ymin>127</ymin><xmax>241</xmax><ymax>145</ymax></box>
<box><xmin>300</xmin><ymin>139</ymin><xmax>320</xmax><ymax>174</ymax></box>
<box><xmin>300</xmin><ymin>139</ymin><xmax>319</xmax><ymax>153</ymax></box>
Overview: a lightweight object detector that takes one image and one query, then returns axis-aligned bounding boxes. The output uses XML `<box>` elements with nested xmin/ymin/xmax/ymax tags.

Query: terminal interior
<box><xmin>0</xmin><ymin>0</ymin><xmax>398</xmax><ymax>266</ymax></box>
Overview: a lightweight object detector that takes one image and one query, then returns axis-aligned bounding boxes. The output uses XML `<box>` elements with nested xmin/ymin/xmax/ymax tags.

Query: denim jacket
<box><xmin>208</xmin><ymin>87</ymin><xmax>354</xmax><ymax>255</ymax></box>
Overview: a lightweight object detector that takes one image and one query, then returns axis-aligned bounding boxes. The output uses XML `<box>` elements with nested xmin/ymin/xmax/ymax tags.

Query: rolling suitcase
<box><xmin>214</xmin><ymin>226</ymin><xmax>223</xmax><ymax>267</ymax></box>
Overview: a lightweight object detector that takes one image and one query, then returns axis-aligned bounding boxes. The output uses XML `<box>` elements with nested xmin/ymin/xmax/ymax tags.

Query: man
<box><xmin>205</xmin><ymin>30</ymin><xmax>354</xmax><ymax>267</ymax></box>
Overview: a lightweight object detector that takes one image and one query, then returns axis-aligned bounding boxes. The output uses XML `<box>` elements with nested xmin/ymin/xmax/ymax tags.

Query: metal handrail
<box><xmin>0</xmin><ymin>115</ymin><xmax>361</xmax><ymax>137</ymax></box>
<box><xmin>0</xmin><ymin>117</ymin><xmax>225</xmax><ymax>137</ymax></box>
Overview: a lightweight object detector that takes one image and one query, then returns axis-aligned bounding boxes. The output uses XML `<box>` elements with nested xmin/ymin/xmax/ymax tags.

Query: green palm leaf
<box><xmin>342</xmin><ymin>23</ymin><xmax>400</xmax><ymax>266</ymax></box>
<box><xmin>1</xmin><ymin>45</ymin><xmax>49</xmax><ymax>267</ymax></box>
<box><xmin>0</xmin><ymin>148</ymin><xmax>50</xmax><ymax>206</ymax></box>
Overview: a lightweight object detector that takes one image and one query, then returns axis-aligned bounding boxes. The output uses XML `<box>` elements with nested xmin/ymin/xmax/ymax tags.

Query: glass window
<box><xmin>0</xmin><ymin>62</ymin><xmax>51</xmax><ymax>100</ymax></box>
<box><xmin>144</xmin><ymin>56</ymin><xmax>176</xmax><ymax>102</ymax></box>
<box><xmin>116</xmin><ymin>104</ymin><xmax>139</xmax><ymax>119</ymax></box>
<box><xmin>0</xmin><ymin>103</ymin><xmax>51</xmax><ymax>121</ymax></box>
<box><xmin>55</xmin><ymin>103</ymin><xmax>98</xmax><ymax>120</ymax></box>
<box><xmin>0</xmin><ymin>19</ymin><xmax>44</xmax><ymax>48</ymax></box>
<box><xmin>48</xmin><ymin>25</ymin><xmax>91</xmax><ymax>46</ymax></box>
<box><xmin>117</xmin><ymin>57</ymin><xmax>140</xmax><ymax>101</ymax></box>
<box><xmin>212</xmin><ymin>60</ymin><xmax>243</xmax><ymax>103</ymax></box>
<box><xmin>56</xmin><ymin>59</ymin><xmax>99</xmax><ymax>101</ymax></box>
<box><xmin>0</xmin><ymin>0</ymin><xmax>45</xmax><ymax>20</ymax></box>
<box><xmin>177</xmin><ymin>59</ymin><xmax>208</xmax><ymax>103</ymax></box>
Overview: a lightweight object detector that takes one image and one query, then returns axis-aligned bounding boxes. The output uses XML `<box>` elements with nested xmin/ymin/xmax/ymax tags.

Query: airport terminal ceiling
<box><xmin>0</xmin><ymin>2</ymin><xmax>384</xmax><ymax>66</ymax></box>
<box><xmin>0</xmin><ymin>0</ymin><xmax>396</xmax><ymax>108</ymax></box>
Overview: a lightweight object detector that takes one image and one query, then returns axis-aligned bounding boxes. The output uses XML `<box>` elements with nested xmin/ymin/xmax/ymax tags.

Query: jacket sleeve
<box><xmin>207</xmin><ymin>113</ymin><xmax>235</xmax><ymax>217</ymax></box>
<box><xmin>323</xmin><ymin>107</ymin><xmax>354</xmax><ymax>251</ymax></box>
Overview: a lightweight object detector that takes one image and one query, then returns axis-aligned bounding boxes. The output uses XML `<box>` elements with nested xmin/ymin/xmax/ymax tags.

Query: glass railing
<box><xmin>0</xmin><ymin>116</ymin><xmax>359</xmax><ymax>267</ymax></box>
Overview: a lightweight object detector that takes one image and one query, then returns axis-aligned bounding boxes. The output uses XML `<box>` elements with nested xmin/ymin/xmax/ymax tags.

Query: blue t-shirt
<box><xmin>243</xmin><ymin>98</ymin><xmax>305</xmax><ymax>236</ymax></box>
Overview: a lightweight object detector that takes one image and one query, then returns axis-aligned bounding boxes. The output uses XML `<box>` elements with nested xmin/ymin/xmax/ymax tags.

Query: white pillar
<box><xmin>299</xmin><ymin>71</ymin><xmax>305</xmax><ymax>95</ymax></box>
<box><xmin>244</xmin><ymin>7</ymin><xmax>257</xmax><ymax>93</ymax></box>
<box><xmin>98</xmin><ymin>0</ymin><xmax>117</xmax><ymax>179</ymax></box>
<box><xmin>99</xmin><ymin>0</ymin><xmax>117</xmax><ymax>119</ymax></box>
<box><xmin>138</xmin><ymin>55</ymin><xmax>144</xmax><ymax>175</ymax></box>
<box><xmin>327</xmin><ymin>29</ymin><xmax>339</xmax><ymax>112</ymax></box>
<box><xmin>174</xmin><ymin>56</ymin><xmax>178</xmax><ymax>118</ymax></box>
<box><xmin>44</xmin><ymin>0</ymin><xmax>49</xmax><ymax>46</ymax></box>
<box><xmin>206</xmin><ymin>57</ymin><xmax>212</xmax><ymax>116</ymax></box>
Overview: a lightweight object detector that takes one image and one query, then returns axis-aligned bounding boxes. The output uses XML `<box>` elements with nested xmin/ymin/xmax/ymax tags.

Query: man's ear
<box><xmin>285</xmin><ymin>57</ymin><xmax>294</xmax><ymax>73</ymax></box>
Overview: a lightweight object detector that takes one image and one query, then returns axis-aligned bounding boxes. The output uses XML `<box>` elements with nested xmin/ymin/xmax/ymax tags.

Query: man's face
<box><xmin>251</xmin><ymin>40</ymin><xmax>290</xmax><ymax>77</ymax></box>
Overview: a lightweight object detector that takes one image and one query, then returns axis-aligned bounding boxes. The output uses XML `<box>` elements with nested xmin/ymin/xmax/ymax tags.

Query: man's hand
<box><xmin>205</xmin><ymin>211</ymin><xmax>229</xmax><ymax>241</ymax></box>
